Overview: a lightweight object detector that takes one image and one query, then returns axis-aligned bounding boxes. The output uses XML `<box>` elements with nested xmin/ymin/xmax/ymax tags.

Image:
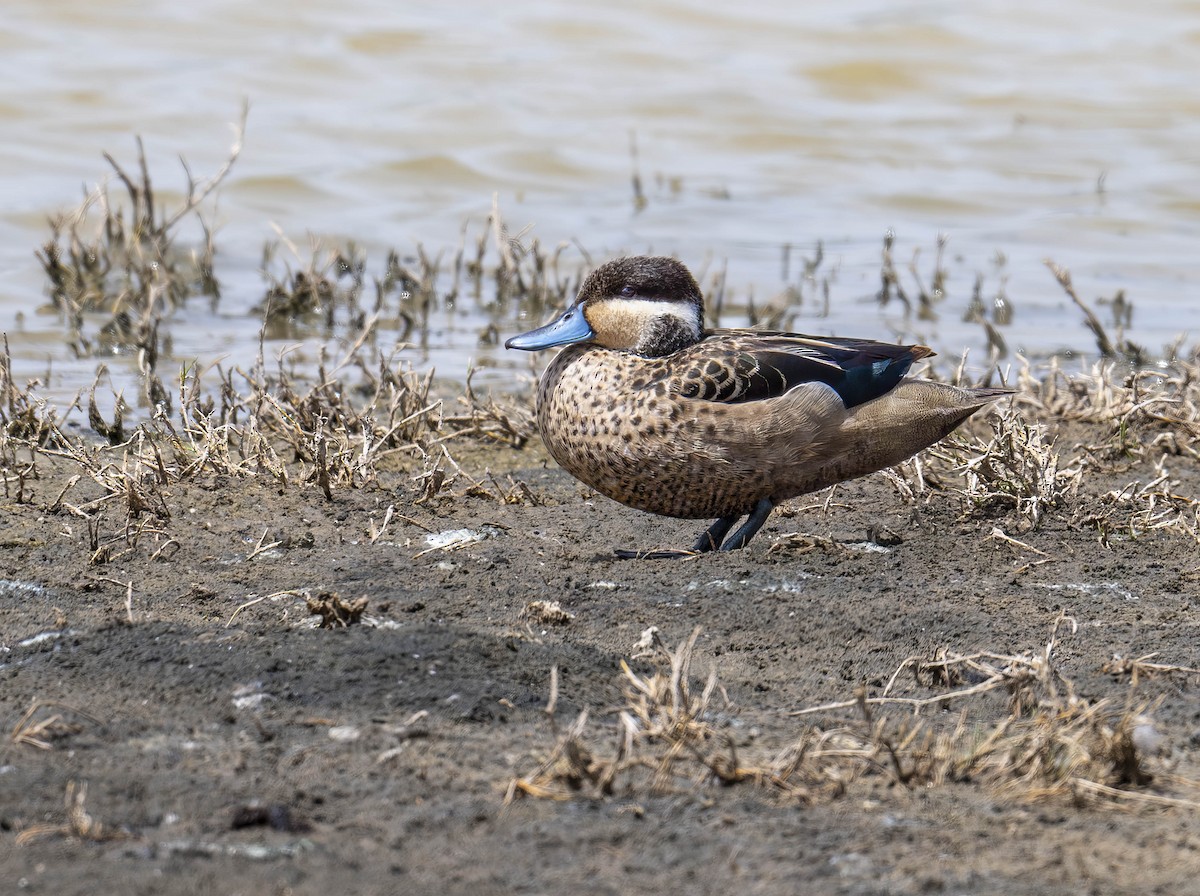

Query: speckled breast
<box><xmin>534</xmin><ymin>345</ymin><xmax>770</xmax><ymax>520</ymax></box>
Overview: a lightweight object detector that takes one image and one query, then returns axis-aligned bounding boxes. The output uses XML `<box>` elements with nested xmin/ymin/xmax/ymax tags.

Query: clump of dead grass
<box><xmin>0</xmin><ymin>313</ymin><xmax>540</xmax><ymax>568</ymax></box>
<box><xmin>931</xmin><ymin>407</ymin><xmax>1083</xmax><ymax>530</ymax></box>
<box><xmin>1016</xmin><ymin>355</ymin><xmax>1199</xmax><ymax>464</ymax></box>
<box><xmin>1002</xmin><ymin>354</ymin><xmax>1200</xmax><ymax>545</ymax></box>
<box><xmin>1090</xmin><ymin>454</ymin><xmax>1200</xmax><ymax>547</ymax></box>
<box><xmin>521</xmin><ymin>600</ymin><xmax>575</xmax><ymax>625</ymax></box>
<box><xmin>507</xmin><ymin>617</ymin><xmax>1200</xmax><ymax>811</ymax></box>
<box><xmin>16</xmin><ymin>780</ymin><xmax>130</xmax><ymax>846</ymax></box>
<box><xmin>26</xmin><ymin>117</ymin><xmax>554</xmax><ymax>467</ymax></box>
<box><xmin>1046</xmin><ymin>260</ymin><xmax>1149</xmax><ymax>365</ymax></box>
<box><xmin>79</xmin><ymin>289</ymin><xmax>535</xmax><ymax>493</ymax></box>
<box><xmin>306</xmin><ymin>590</ymin><xmax>369</xmax><ymax>628</ymax></box>
<box><xmin>883</xmin><ymin>404</ymin><xmax>1082</xmax><ymax>532</ymax></box>
<box><xmin>885</xmin><ymin>346</ymin><xmax>1197</xmax><ymax>547</ymax></box>
<box><xmin>10</xmin><ymin>700</ymin><xmax>100</xmax><ymax>751</ymax></box>
<box><xmin>877</xmin><ymin>230</ymin><xmax>948</xmax><ymax>323</ymax></box>
<box><xmin>507</xmin><ymin>628</ymin><xmax>758</xmax><ymax>801</ymax></box>
<box><xmin>257</xmin><ymin>238</ymin><xmax>365</xmax><ymax>327</ymax></box>
<box><xmin>0</xmin><ymin>336</ymin><xmax>60</xmax><ymax>448</ymax></box>
<box><xmin>35</xmin><ymin>110</ymin><xmax>245</xmax><ymax>416</ymax></box>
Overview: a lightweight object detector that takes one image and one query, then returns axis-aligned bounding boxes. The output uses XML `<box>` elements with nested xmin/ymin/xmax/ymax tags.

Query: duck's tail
<box><xmin>857</xmin><ymin>380</ymin><xmax>1012</xmax><ymax>455</ymax></box>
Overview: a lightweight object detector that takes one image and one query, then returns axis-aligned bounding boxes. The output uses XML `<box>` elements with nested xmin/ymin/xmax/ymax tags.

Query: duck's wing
<box><xmin>671</xmin><ymin>332</ymin><xmax>934</xmax><ymax>408</ymax></box>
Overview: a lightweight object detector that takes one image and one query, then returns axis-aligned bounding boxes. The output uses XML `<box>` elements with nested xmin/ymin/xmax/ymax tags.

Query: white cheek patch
<box><xmin>599</xmin><ymin>298</ymin><xmax>702</xmax><ymax>346</ymax></box>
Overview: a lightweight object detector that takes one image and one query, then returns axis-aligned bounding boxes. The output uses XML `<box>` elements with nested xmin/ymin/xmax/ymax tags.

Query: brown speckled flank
<box><xmin>508</xmin><ymin>256</ymin><xmax>1008</xmax><ymax>555</ymax></box>
<box><xmin>536</xmin><ymin>341</ymin><xmax>997</xmax><ymax>520</ymax></box>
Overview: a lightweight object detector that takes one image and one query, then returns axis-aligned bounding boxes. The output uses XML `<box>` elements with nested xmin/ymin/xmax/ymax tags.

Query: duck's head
<box><xmin>505</xmin><ymin>255</ymin><xmax>704</xmax><ymax>358</ymax></box>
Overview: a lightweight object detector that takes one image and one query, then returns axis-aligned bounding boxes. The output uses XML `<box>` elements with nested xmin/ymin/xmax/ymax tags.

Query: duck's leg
<box><xmin>691</xmin><ymin>516</ymin><xmax>737</xmax><ymax>553</ymax></box>
<box><xmin>613</xmin><ymin>516</ymin><xmax>736</xmax><ymax>560</ymax></box>
<box><xmin>717</xmin><ymin>498</ymin><xmax>775</xmax><ymax>552</ymax></box>
<box><xmin>613</xmin><ymin>500</ymin><xmax>773</xmax><ymax>560</ymax></box>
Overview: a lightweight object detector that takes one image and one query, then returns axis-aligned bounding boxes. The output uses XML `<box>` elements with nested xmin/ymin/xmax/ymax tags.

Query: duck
<box><xmin>506</xmin><ymin>255</ymin><xmax>1008</xmax><ymax>558</ymax></box>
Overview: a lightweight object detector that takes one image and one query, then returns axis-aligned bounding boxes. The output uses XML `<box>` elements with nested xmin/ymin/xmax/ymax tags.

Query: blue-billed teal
<box><xmin>506</xmin><ymin>255</ymin><xmax>1008</xmax><ymax>558</ymax></box>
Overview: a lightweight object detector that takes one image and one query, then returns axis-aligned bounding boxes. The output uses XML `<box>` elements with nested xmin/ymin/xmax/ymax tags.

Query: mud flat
<box><xmin>2</xmin><ymin>350</ymin><xmax>1199</xmax><ymax>895</ymax></box>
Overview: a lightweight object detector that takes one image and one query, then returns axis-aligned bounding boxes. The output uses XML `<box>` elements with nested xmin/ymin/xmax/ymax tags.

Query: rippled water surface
<box><xmin>2</xmin><ymin>0</ymin><xmax>1198</xmax><ymax>403</ymax></box>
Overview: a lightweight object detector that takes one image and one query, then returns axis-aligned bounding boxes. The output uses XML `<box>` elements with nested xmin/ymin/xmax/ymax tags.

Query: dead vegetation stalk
<box><xmin>507</xmin><ymin>617</ymin><xmax>1200</xmax><ymax>810</ymax></box>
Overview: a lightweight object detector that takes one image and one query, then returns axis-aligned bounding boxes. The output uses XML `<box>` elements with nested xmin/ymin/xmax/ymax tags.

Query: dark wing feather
<box><xmin>672</xmin><ymin>332</ymin><xmax>932</xmax><ymax>408</ymax></box>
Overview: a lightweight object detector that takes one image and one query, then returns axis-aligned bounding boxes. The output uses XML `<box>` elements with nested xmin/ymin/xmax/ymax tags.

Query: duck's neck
<box><xmin>636</xmin><ymin>311</ymin><xmax>703</xmax><ymax>357</ymax></box>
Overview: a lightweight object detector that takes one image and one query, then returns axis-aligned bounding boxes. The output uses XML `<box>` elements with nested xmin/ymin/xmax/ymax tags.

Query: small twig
<box><xmin>225</xmin><ymin>589</ymin><xmax>304</xmax><ymax>627</ymax></box>
<box><xmin>1102</xmin><ymin>653</ymin><xmax>1200</xmax><ymax>683</ymax></box>
<box><xmin>369</xmin><ymin>504</ymin><xmax>395</xmax><ymax>544</ymax></box>
<box><xmin>546</xmin><ymin>665</ymin><xmax>560</xmax><ymax>718</ymax></box>
<box><xmin>246</xmin><ymin>528</ymin><xmax>283</xmax><ymax>561</ymax></box>
<box><xmin>987</xmin><ymin>526</ymin><xmax>1049</xmax><ymax>557</ymax></box>
<box><xmin>1045</xmin><ymin>260</ymin><xmax>1117</xmax><ymax>357</ymax></box>
<box><xmin>95</xmin><ymin>577</ymin><xmax>135</xmax><ymax>622</ymax></box>
<box><xmin>48</xmin><ymin>474</ymin><xmax>83</xmax><ymax>514</ymax></box>
<box><xmin>16</xmin><ymin>780</ymin><xmax>128</xmax><ymax>845</ymax></box>
<box><xmin>149</xmin><ymin>539</ymin><xmax>181</xmax><ymax>562</ymax></box>
<box><xmin>1070</xmin><ymin>778</ymin><xmax>1200</xmax><ymax>810</ymax></box>
<box><xmin>161</xmin><ymin>102</ymin><xmax>248</xmax><ymax>232</ymax></box>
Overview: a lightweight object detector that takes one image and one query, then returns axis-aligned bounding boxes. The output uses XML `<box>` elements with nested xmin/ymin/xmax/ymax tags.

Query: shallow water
<box><xmin>2</xmin><ymin>0</ymin><xmax>1198</xmax><ymax>406</ymax></box>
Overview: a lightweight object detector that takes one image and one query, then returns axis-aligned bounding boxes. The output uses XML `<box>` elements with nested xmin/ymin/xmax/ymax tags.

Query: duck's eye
<box><xmin>619</xmin><ymin>284</ymin><xmax>636</xmax><ymax>298</ymax></box>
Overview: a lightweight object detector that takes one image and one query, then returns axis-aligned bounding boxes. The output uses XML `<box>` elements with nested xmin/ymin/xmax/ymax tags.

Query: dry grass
<box><xmin>507</xmin><ymin>628</ymin><xmax>754</xmax><ymax>802</ymax></box>
<box><xmin>874</xmin><ymin>346</ymin><xmax>1199</xmax><ymax>547</ymax></box>
<box><xmin>1015</xmin><ymin>356</ymin><xmax>1199</xmax><ymax>456</ymax></box>
<box><xmin>3</xmin><ymin>330</ymin><xmax>1197</xmax><ymax>573</ymax></box>
<box><xmin>881</xmin><ymin>404</ymin><xmax>1080</xmax><ymax>532</ymax></box>
<box><xmin>507</xmin><ymin>618</ymin><xmax>1200</xmax><ymax>810</ymax></box>
<box><xmin>930</xmin><ymin>408</ymin><xmax>1083</xmax><ymax>530</ymax></box>
<box><xmin>1007</xmin><ymin>353</ymin><xmax>1200</xmax><ymax>545</ymax></box>
<box><xmin>35</xmin><ymin>110</ymin><xmax>245</xmax><ymax>418</ymax></box>
<box><xmin>15</xmin><ymin>780</ymin><xmax>129</xmax><ymax>846</ymax></box>
<box><xmin>10</xmin><ymin>700</ymin><xmax>100</xmax><ymax>751</ymax></box>
<box><xmin>18</xmin><ymin>118</ymin><xmax>557</xmax><ymax>501</ymax></box>
<box><xmin>0</xmin><ymin>318</ymin><xmax>540</xmax><ymax>568</ymax></box>
<box><xmin>521</xmin><ymin>600</ymin><xmax>575</xmax><ymax>625</ymax></box>
<box><xmin>306</xmin><ymin>590</ymin><xmax>369</xmax><ymax>628</ymax></box>
<box><xmin>1102</xmin><ymin>653</ymin><xmax>1200</xmax><ymax>685</ymax></box>
<box><xmin>1091</xmin><ymin>454</ymin><xmax>1200</xmax><ymax>547</ymax></box>
<box><xmin>1046</xmin><ymin>260</ymin><xmax>1149</xmax><ymax>364</ymax></box>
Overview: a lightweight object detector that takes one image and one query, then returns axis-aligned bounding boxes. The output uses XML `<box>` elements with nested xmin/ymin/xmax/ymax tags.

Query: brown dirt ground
<box><xmin>2</xmin><ymin>419</ymin><xmax>1199</xmax><ymax>895</ymax></box>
